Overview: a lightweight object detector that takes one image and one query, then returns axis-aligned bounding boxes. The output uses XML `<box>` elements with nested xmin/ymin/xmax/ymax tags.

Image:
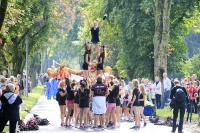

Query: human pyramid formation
<box><xmin>54</xmin><ymin>13</ymin><xmax>147</xmax><ymax>131</ymax></box>
<box><xmin>82</xmin><ymin>13</ymin><xmax>108</xmax><ymax>79</ymax></box>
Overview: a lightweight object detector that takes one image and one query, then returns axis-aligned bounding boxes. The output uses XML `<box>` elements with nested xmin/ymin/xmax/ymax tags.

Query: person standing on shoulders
<box><xmin>84</xmin><ymin>13</ymin><xmax>108</xmax><ymax>61</ymax></box>
<box><xmin>170</xmin><ymin>80</ymin><xmax>187</xmax><ymax>133</ymax></box>
<box><xmin>161</xmin><ymin>73</ymin><xmax>171</xmax><ymax>109</ymax></box>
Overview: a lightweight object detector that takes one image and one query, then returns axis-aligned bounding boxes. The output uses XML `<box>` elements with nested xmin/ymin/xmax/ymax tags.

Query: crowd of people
<box><xmin>0</xmin><ymin>70</ymin><xmax>31</xmax><ymax>133</ymax></box>
<box><xmin>44</xmin><ymin>12</ymin><xmax>200</xmax><ymax>133</ymax></box>
<box><xmin>0</xmin><ymin>12</ymin><xmax>200</xmax><ymax>133</ymax></box>
<box><xmin>43</xmin><ymin>72</ymin><xmax>200</xmax><ymax>133</ymax></box>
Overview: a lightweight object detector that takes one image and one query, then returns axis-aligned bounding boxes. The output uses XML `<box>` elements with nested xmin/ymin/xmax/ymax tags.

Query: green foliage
<box><xmin>186</xmin><ymin>31</ymin><xmax>200</xmax><ymax>58</ymax></box>
<box><xmin>77</xmin><ymin>0</ymin><xmax>200</xmax><ymax>80</ymax></box>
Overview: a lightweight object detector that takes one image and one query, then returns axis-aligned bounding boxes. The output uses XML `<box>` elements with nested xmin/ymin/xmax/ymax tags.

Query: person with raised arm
<box><xmin>84</xmin><ymin>13</ymin><xmax>108</xmax><ymax>61</ymax></box>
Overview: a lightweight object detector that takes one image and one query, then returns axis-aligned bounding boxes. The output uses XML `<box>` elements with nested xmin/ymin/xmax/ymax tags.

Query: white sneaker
<box><xmin>116</xmin><ymin>123</ymin><xmax>120</xmax><ymax>128</ymax></box>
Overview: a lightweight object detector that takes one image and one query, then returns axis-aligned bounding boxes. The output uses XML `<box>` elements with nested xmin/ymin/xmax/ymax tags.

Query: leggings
<box><xmin>0</xmin><ymin>119</ymin><xmax>17</xmax><ymax>133</ymax></box>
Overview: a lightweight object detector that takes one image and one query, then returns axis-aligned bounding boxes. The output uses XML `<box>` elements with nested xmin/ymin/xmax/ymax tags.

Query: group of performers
<box><xmin>45</xmin><ymin>78</ymin><xmax>60</xmax><ymax>100</ymax></box>
<box><xmin>82</xmin><ymin>13</ymin><xmax>107</xmax><ymax>79</ymax></box>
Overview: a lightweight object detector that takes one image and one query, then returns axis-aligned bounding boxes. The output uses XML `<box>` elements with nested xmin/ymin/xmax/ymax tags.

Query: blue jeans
<box><xmin>161</xmin><ymin>90</ymin><xmax>170</xmax><ymax>109</ymax></box>
<box><xmin>172</xmin><ymin>103</ymin><xmax>185</xmax><ymax>132</ymax></box>
<box><xmin>155</xmin><ymin>94</ymin><xmax>161</xmax><ymax>109</ymax></box>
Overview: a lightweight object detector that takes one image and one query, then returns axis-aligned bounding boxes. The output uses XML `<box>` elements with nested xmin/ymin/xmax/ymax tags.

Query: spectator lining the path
<box><xmin>0</xmin><ymin>83</ymin><xmax>23</xmax><ymax>133</ymax></box>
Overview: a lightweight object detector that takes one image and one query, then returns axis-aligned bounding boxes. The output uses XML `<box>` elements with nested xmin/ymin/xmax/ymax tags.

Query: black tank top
<box><xmin>139</xmin><ymin>93</ymin><xmax>144</xmax><ymax>106</ymax></box>
<box><xmin>98</xmin><ymin>53</ymin><xmax>104</xmax><ymax>65</ymax></box>
<box><xmin>84</xmin><ymin>51</ymin><xmax>90</xmax><ymax>64</ymax></box>
<box><xmin>91</xmin><ymin>27</ymin><xmax>99</xmax><ymax>42</ymax></box>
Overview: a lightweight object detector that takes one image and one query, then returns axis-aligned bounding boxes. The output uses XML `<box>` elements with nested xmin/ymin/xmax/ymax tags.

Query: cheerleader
<box><xmin>96</xmin><ymin>46</ymin><xmax>105</xmax><ymax>76</ymax></box>
<box><xmin>78</xmin><ymin>80</ymin><xmax>90</xmax><ymax>129</ymax></box>
<box><xmin>82</xmin><ymin>42</ymin><xmax>91</xmax><ymax>80</ymax></box>
<box><xmin>84</xmin><ymin>13</ymin><xmax>107</xmax><ymax>61</ymax></box>
<box><xmin>65</xmin><ymin>79</ymin><xmax>76</xmax><ymax>127</ymax></box>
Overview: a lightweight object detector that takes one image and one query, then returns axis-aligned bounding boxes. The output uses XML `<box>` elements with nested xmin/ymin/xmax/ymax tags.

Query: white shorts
<box><xmin>92</xmin><ymin>96</ymin><xmax>106</xmax><ymax>115</ymax></box>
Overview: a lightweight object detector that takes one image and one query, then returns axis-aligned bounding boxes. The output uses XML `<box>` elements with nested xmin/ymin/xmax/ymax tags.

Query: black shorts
<box><xmin>116</xmin><ymin>98</ymin><xmax>120</xmax><ymax>106</ymax></box>
<box><xmin>82</xmin><ymin>63</ymin><xmax>88</xmax><ymax>70</ymax></box>
<box><xmin>74</xmin><ymin>97</ymin><xmax>79</xmax><ymax>104</ymax></box>
<box><xmin>58</xmin><ymin>100</ymin><xmax>66</xmax><ymax>105</ymax></box>
<box><xmin>97</xmin><ymin>65</ymin><xmax>103</xmax><ymax>70</ymax></box>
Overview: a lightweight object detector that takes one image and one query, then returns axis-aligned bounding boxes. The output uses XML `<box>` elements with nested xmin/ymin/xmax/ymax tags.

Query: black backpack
<box><xmin>175</xmin><ymin>88</ymin><xmax>185</xmax><ymax>102</ymax></box>
<box><xmin>56</xmin><ymin>92</ymin><xmax>61</xmax><ymax>101</ymax></box>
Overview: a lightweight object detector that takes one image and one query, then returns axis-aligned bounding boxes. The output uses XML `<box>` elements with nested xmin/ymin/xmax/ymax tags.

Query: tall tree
<box><xmin>0</xmin><ymin>0</ymin><xmax>8</xmax><ymax>30</ymax></box>
<box><xmin>151</xmin><ymin>0</ymin><xmax>172</xmax><ymax>97</ymax></box>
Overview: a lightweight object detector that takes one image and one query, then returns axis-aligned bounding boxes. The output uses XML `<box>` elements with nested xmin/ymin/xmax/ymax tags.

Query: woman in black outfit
<box><xmin>78</xmin><ymin>80</ymin><xmax>90</xmax><ymax>129</ymax></box>
<box><xmin>65</xmin><ymin>79</ymin><xmax>76</xmax><ymax>127</ymax></box>
<box><xmin>57</xmin><ymin>80</ymin><xmax>67</xmax><ymax>126</ymax></box>
<box><xmin>97</xmin><ymin>46</ymin><xmax>105</xmax><ymax>76</ymax></box>
<box><xmin>130</xmin><ymin>79</ymin><xmax>140</xmax><ymax>130</ymax></box>
<box><xmin>139</xmin><ymin>84</ymin><xmax>147</xmax><ymax>127</ymax></box>
<box><xmin>82</xmin><ymin>42</ymin><xmax>91</xmax><ymax>80</ymax></box>
<box><xmin>0</xmin><ymin>84</ymin><xmax>22</xmax><ymax>133</ymax></box>
<box><xmin>74</xmin><ymin>83</ymin><xmax>80</xmax><ymax>128</ymax></box>
<box><xmin>84</xmin><ymin>13</ymin><xmax>107</xmax><ymax>61</ymax></box>
<box><xmin>105</xmin><ymin>84</ymin><xmax>119</xmax><ymax>129</ymax></box>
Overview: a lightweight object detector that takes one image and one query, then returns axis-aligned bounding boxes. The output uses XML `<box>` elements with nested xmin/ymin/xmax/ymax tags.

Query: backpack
<box><xmin>56</xmin><ymin>92</ymin><xmax>61</xmax><ymax>101</ymax></box>
<box><xmin>175</xmin><ymin>88</ymin><xmax>185</xmax><ymax>102</ymax></box>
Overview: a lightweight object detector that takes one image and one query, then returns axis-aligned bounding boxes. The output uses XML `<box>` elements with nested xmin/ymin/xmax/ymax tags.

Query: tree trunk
<box><xmin>0</xmin><ymin>0</ymin><xmax>8</xmax><ymax>30</ymax></box>
<box><xmin>153</xmin><ymin>0</ymin><xmax>172</xmax><ymax>99</ymax></box>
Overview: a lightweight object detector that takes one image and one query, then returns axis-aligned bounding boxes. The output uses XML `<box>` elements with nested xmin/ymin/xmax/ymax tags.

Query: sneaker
<box><xmin>110</xmin><ymin>125</ymin><xmax>115</xmax><ymax>129</ymax></box>
<box><xmin>75</xmin><ymin>124</ymin><xmax>78</xmax><ymax>128</ymax></box>
<box><xmin>130</xmin><ymin>126</ymin><xmax>136</xmax><ymax>129</ymax></box>
<box><xmin>97</xmin><ymin>125</ymin><xmax>104</xmax><ymax>130</ymax></box>
<box><xmin>178</xmin><ymin>132</ymin><xmax>184</xmax><ymax>133</ymax></box>
<box><xmin>171</xmin><ymin>132</ymin><xmax>175</xmax><ymax>133</ymax></box>
<box><xmin>65</xmin><ymin>125</ymin><xmax>70</xmax><ymax>128</ymax></box>
<box><xmin>144</xmin><ymin>122</ymin><xmax>147</xmax><ymax>127</ymax></box>
<box><xmin>79</xmin><ymin>126</ymin><xmax>84</xmax><ymax>129</ymax></box>
<box><xmin>84</xmin><ymin>125</ymin><xmax>89</xmax><ymax>129</ymax></box>
<box><xmin>92</xmin><ymin>126</ymin><xmax>97</xmax><ymax>130</ymax></box>
<box><xmin>61</xmin><ymin>122</ymin><xmax>65</xmax><ymax>126</ymax></box>
<box><xmin>133</xmin><ymin>126</ymin><xmax>140</xmax><ymax>130</ymax></box>
<box><xmin>116</xmin><ymin>123</ymin><xmax>120</xmax><ymax>128</ymax></box>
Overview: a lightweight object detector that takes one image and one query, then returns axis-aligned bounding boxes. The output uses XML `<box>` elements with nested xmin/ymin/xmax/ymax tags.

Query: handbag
<box><xmin>170</xmin><ymin>98</ymin><xmax>176</xmax><ymax>109</ymax></box>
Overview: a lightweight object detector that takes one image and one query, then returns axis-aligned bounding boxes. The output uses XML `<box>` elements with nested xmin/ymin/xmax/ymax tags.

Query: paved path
<box><xmin>21</xmin><ymin>96</ymin><xmax>192</xmax><ymax>133</ymax></box>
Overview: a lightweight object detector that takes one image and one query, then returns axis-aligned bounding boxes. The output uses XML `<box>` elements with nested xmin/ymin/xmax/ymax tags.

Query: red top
<box><xmin>188</xmin><ymin>87</ymin><xmax>198</xmax><ymax>100</ymax></box>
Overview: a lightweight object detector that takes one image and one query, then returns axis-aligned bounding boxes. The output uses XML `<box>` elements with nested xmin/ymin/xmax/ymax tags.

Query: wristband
<box><xmin>103</xmin><ymin>16</ymin><xmax>107</xmax><ymax>20</ymax></box>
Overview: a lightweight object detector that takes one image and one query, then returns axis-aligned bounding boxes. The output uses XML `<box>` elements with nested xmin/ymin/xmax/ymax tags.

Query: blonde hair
<box><xmin>132</xmin><ymin>79</ymin><xmax>138</xmax><ymax>88</ymax></box>
<box><xmin>0</xmin><ymin>76</ymin><xmax>6</xmax><ymax>83</ymax></box>
<box><xmin>139</xmin><ymin>84</ymin><xmax>146</xmax><ymax>102</ymax></box>
<box><xmin>139</xmin><ymin>84</ymin><xmax>146</xmax><ymax>95</ymax></box>
<box><xmin>113</xmin><ymin>79</ymin><xmax>119</xmax><ymax>85</ymax></box>
<box><xmin>5</xmin><ymin>83</ymin><xmax>15</xmax><ymax>92</ymax></box>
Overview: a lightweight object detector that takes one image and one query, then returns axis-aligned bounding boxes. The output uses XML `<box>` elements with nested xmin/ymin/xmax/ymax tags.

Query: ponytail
<box><xmin>79</xmin><ymin>80</ymin><xmax>87</xmax><ymax>99</ymax></box>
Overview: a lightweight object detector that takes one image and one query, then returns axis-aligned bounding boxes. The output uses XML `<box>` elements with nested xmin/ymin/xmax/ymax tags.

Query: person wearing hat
<box><xmin>91</xmin><ymin>75</ymin><xmax>109</xmax><ymax>130</ymax></box>
<box><xmin>0</xmin><ymin>83</ymin><xmax>23</xmax><ymax>133</ymax></box>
